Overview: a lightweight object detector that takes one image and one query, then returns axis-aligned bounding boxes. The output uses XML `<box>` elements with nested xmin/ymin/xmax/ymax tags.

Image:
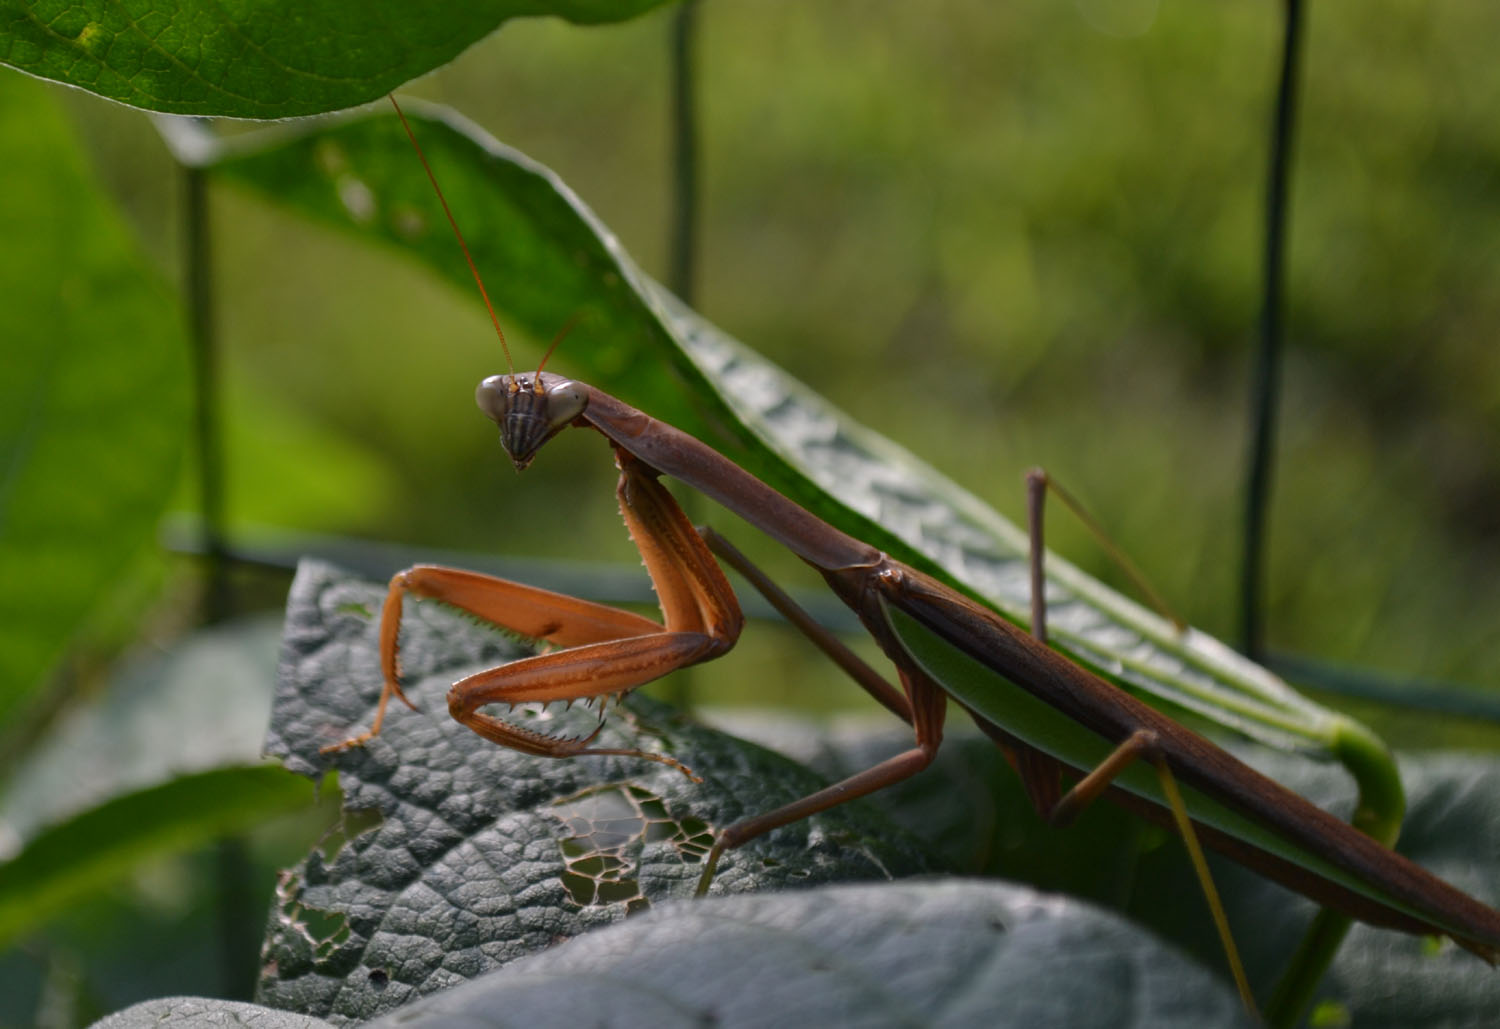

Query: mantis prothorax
<box><xmin>322</xmin><ymin>98</ymin><xmax>1500</xmax><ymax>1020</ymax></box>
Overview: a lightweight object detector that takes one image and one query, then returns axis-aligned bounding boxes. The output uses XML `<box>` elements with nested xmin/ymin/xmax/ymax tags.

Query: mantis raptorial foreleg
<box><xmin>322</xmin><ymin>448</ymin><xmax>742</xmax><ymax>777</ymax></box>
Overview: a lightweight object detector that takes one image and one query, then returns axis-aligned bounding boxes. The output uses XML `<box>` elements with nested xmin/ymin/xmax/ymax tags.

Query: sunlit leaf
<box><xmin>0</xmin><ymin>73</ymin><xmax>187</xmax><ymax>731</ymax></box>
<box><xmin>0</xmin><ymin>0</ymin><xmax>672</xmax><ymax>117</ymax></box>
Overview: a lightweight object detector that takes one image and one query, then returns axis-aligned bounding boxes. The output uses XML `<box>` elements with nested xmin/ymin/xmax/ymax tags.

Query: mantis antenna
<box><xmin>535</xmin><ymin>313</ymin><xmax>584</xmax><ymax>377</ymax></box>
<box><xmin>388</xmin><ymin>93</ymin><xmax>514</xmax><ymax>375</ymax></box>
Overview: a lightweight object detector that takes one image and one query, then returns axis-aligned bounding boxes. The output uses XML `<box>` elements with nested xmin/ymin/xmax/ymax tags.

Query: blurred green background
<box><xmin>62</xmin><ymin>0</ymin><xmax>1500</xmax><ymax>694</ymax></box>
<box><xmin>4</xmin><ymin>0</ymin><xmax>1500</xmax><ymax>1023</ymax></box>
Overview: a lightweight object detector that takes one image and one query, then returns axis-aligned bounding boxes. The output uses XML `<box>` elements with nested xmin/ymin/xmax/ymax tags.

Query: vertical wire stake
<box><xmin>1240</xmin><ymin>0</ymin><xmax>1307</xmax><ymax>662</ymax></box>
<box><xmin>183</xmin><ymin>160</ymin><xmax>231</xmax><ymax>625</ymax></box>
<box><xmin>665</xmin><ymin>0</ymin><xmax>703</xmax><ymax>713</ymax></box>
<box><xmin>668</xmin><ymin>0</ymin><xmax>701</xmax><ymax>306</ymax></box>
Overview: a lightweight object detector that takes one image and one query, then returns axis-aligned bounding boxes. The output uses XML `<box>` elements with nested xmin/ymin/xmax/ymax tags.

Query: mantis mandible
<box><xmin>323</xmin><ymin>98</ymin><xmax>1500</xmax><ymax>1019</ymax></box>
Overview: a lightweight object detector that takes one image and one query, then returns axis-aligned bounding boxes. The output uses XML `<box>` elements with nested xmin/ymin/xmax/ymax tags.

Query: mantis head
<box><xmin>476</xmin><ymin>372</ymin><xmax>589</xmax><ymax>471</ymax></box>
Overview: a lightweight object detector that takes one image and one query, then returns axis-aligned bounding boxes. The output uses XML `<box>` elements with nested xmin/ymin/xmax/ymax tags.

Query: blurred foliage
<box><xmin>65</xmin><ymin>0</ymin><xmax>1498</xmax><ymax>694</ymax></box>
<box><xmin>0</xmin><ymin>74</ymin><xmax>187</xmax><ymax>732</ymax></box>
<box><xmin>3</xmin><ymin>0</ymin><xmax>1500</xmax><ymax>1025</ymax></box>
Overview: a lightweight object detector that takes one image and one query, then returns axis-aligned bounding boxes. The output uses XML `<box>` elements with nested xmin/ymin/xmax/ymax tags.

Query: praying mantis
<box><xmin>316</xmin><ymin>98</ymin><xmax>1500</xmax><ymax>1022</ymax></box>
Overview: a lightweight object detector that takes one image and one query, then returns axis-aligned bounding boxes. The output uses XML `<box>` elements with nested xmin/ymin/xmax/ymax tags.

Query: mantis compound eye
<box><xmin>476</xmin><ymin>374</ymin><xmax>589</xmax><ymax>471</ymax></box>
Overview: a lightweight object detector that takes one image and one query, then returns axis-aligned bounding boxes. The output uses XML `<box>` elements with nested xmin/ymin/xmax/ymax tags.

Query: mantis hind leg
<box><xmin>1023</xmin><ymin>472</ymin><xmax>1254</xmax><ymax>1014</ymax></box>
<box><xmin>1042</xmin><ymin>729</ymin><xmax>1258</xmax><ymax>1018</ymax></box>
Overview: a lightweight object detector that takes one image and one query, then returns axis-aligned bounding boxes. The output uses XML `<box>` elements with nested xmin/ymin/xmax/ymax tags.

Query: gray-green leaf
<box><xmin>92</xmin><ymin>996</ymin><xmax>333</xmax><ymax>1029</ymax></box>
<box><xmin>363</xmin><ymin>880</ymin><xmax>1253</xmax><ymax>1029</ymax></box>
<box><xmin>262</xmin><ymin>560</ymin><xmax>940</xmax><ymax>1022</ymax></box>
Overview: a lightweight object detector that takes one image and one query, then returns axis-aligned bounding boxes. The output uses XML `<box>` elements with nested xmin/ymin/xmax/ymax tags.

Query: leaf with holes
<box><xmin>261</xmin><ymin>560</ymin><xmax>941</xmax><ymax>1022</ymax></box>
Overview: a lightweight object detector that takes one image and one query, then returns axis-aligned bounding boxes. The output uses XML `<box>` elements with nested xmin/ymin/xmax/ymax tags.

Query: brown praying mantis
<box><xmin>321</xmin><ymin>98</ymin><xmax>1500</xmax><ymax>1021</ymax></box>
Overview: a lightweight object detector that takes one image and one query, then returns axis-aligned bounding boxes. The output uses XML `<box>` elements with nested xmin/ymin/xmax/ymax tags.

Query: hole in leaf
<box><xmin>392</xmin><ymin>203</ymin><xmax>428</xmax><ymax>240</ymax></box>
<box><xmin>1309</xmin><ymin>999</ymin><xmax>1351</xmax><ymax>1028</ymax></box>
<box><xmin>550</xmin><ymin>783</ymin><xmax>717</xmax><ymax>910</ymax></box>
<box><xmin>274</xmin><ymin>870</ymin><xmax>352</xmax><ymax>965</ymax></box>
<box><xmin>337</xmin><ymin>175</ymin><xmax>376</xmax><ymax>224</ymax></box>
<box><xmin>316</xmin><ymin>805</ymin><xmax>384</xmax><ymax>863</ymax></box>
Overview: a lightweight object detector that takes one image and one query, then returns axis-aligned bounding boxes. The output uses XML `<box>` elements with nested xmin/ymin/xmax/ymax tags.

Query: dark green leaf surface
<box><xmin>0</xmin><ymin>71</ymin><xmax>187</xmax><ymax>731</ymax></box>
<box><xmin>761</xmin><ymin>718</ymin><xmax>1500</xmax><ymax>1023</ymax></box>
<box><xmin>360</xmin><ymin>881</ymin><xmax>1252</xmax><ymax>1029</ymax></box>
<box><xmin>0</xmin><ymin>616</ymin><xmax>313</xmax><ymax>946</ymax></box>
<box><xmin>209</xmin><ymin>105</ymin><xmax>1375</xmax><ymax>766</ymax></box>
<box><xmin>0</xmin><ymin>1</ymin><xmax>671</xmax><ymax>117</ymax></box>
<box><xmin>1306</xmin><ymin>756</ymin><xmax>1500</xmax><ymax>1027</ymax></box>
<box><xmin>0</xmin><ymin>615</ymin><xmax>283</xmax><ymax>841</ymax></box>
<box><xmin>0</xmin><ymin>765</ymin><xmax>312</xmax><ymax>948</ymax></box>
<box><xmin>262</xmin><ymin>561</ymin><xmax>939</xmax><ymax>1022</ymax></box>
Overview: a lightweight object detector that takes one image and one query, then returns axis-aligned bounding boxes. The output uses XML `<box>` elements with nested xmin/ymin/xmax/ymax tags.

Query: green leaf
<box><xmin>0</xmin><ymin>0</ymin><xmax>673</xmax><ymax>117</ymax></box>
<box><xmin>0</xmin><ymin>72</ymin><xmax>188</xmax><ymax>732</ymax></box>
<box><xmin>208</xmin><ymin>104</ymin><xmax>1385</xmax><ymax>770</ymax></box>
<box><xmin>357</xmin><ymin>881</ymin><xmax>1253</xmax><ymax>1028</ymax></box>
<box><xmin>263</xmin><ymin>566</ymin><xmax>1500</xmax><ymax>1023</ymax></box>
<box><xmin>787</xmin><ymin>719</ymin><xmax>1500</xmax><ymax>1021</ymax></box>
<box><xmin>879</xmin><ymin>601</ymin><xmax>1417</xmax><ymax>927</ymax></box>
<box><xmin>90</xmin><ymin>997</ymin><xmax>333</xmax><ymax>1029</ymax></box>
<box><xmin>1311</xmin><ymin>757</ymin><xmax>1500</xmax><ymax>1026</ymax></box>
<box><xmin>0</xmin><ymin>766</ymin><xmax>312</xmax><ymax>949</ymax></box>
<box><xmin>0</xmin><ymin>616</ymin><xmax>314</xmax><ymax>946</ymax></box>
<box><xmin>263</xmin><ymin>560</ymin><xmax>941</xmax><ymax>1022</ymax></box>
<box><xmin>0</xmin><ymin>614</ymin><xmax>282</xmax><ymax>842</ymax></box>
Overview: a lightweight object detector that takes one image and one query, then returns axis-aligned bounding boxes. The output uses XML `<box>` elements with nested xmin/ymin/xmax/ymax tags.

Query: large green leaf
<box><xmin>730</xmin><ymin>718</ymin><xmax>1500</xmax><ymax>1024</ymax></box>
<box><xmin>206</xmin><ymin>104</ymin><xmax>1386</xmax><ymax>773</ymax></box>
<box><xmin>263</xmin><ymin>561</ymin><xmax>941</xmax><ymax>1022</ymax></box>
<box><xmin>93</xmin><ymin>882</ymin><xmax>1253</xmax><ymax>1027</ymax></box>
<box><xmin>261</xmin><ymin>566</ymin><xmax>1500</xmax><ymax>1023</ymax></box>
<box><xmin>0</xmin><ymin>1</ymin><xmax>671</xmax><ymax>118</ymax></box>
<box><xmin>0</xmin><ymin>71</ymin><xmax>187</xmax><ymax>732</ymax></box>
<box><xmin>0</xmin><ymin>766</ymin><xmax>311</xmax><ymax>949</ymax></box>
<box><xmin>363</xmin><ymin>881</ymin><xmax>1252</xmax><ymax>1028</ymax></box>
<box><xmin>92</xmin><ymin>997</ymin><xmax>332</xmax><ymax>1029</ymax></box>
<box><xmin>0</xmin><ymin>615</ymin><xmax>314</xmax><ymax>946</ymax></box>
